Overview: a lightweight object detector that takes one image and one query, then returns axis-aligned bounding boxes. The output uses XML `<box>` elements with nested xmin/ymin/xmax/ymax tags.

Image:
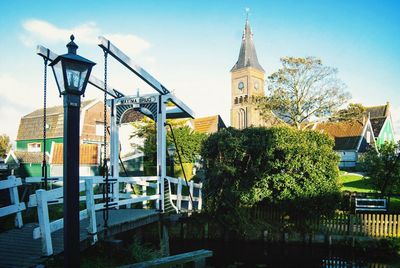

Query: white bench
<box><xmin>355</xmin><ymin>198</ymin><xmax>387</xmax><ymax>212</ymax></box>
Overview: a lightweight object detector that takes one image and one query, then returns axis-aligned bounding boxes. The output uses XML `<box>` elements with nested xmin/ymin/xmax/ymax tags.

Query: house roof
<box><xmin>231</xmin><ymin>20</ymin><xmax>264</xmax><ymax>73</ymax></box>
<box><xmin>369</xmin><ymin>117</ymin><xmax>386</xmax><ymax>137</ymax></box>
<box><xmin>51</xmin><ymin>143</ymin><xmax>99</xmax><ymax>165</ymax></box>
<box><xmin>365</xmin><ymin>103</ymin><xmax>390</xmax><ymax>119</ymax></box>
<box><xmin>314</xmin><ymin>120</ymin><xmax>364</xmax><ymax>150</ymax></box>
<box><xmin>13</xmin><ymin>151</ymin><xmax>49</xmax><ymax>164</ymax></box>
<box><xmin>365</xmin><ymin>102</ymin><xmax>390</xmax><ymax>137</ymax></box>
<box><xmin>193</xmin><ymin>115</ymin><xmax>226</xmax><ymax>134</ymax></box>
<box><xmin>16</xmin><ymin>99</ymin><xmax>97</xmax><ymax>141</ymax></box>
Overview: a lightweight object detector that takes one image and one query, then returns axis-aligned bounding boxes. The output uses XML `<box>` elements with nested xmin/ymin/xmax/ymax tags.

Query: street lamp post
<box><xmin>167</xmin><ymin>144</ymin><xmax>176</xmax><ymax>178</ymax></box>
<box><xmin>49</xmin><ymin>35</ymin><xmax>95</xmax><ymax>268</ymax></box>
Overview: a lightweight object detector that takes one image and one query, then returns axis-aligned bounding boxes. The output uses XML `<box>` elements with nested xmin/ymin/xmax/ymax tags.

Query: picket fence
<box><xmin>253</xmin><ymin>207</ymin><xmax>400</xmax><ymax>238</ymax></box>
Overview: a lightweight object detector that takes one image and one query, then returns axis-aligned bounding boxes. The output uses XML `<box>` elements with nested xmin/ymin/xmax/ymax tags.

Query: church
<box><xmin>230</xmin><ymin>19</ymin><xmax>270</xmax><ymax>129</ymax></box>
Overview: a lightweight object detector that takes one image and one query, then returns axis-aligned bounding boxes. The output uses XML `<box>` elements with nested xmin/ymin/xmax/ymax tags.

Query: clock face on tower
<box><xmin>238</xmin><ymin>81</ymin><xmax>244</xmax><ymax>90</ymax></box>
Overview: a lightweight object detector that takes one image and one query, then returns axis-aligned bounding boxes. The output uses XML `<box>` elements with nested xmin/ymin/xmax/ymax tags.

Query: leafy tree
<box><xmin>361</xmin><ymin>142</ymin><xmax>400</xmax><ymax>196</ymax></box>
<box><xmin>202</xmin><ymin>127</ymin><xmax>341</xmax><ymax>235</ymax></box>
<box><xmin>0</xmin><ymin>134</ymin><xmax>11</xmax><ymax>158</ymax></box>
<box><xmin>257</xmin><ymin>57</ymin><xmax>350</xmax><ymax>129</ymax></box>
<box><xmin>132</xmin><ymin>118</ymin><xmax>206</xmax><ymax>174</ymax></box>
<box><xmin>330</xmin><ymin>103</ymin><xmax>366</xmax><ymax>122</ymax></box>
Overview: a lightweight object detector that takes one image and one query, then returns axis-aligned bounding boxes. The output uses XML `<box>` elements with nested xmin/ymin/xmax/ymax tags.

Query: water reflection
<box><xmin>170</xmin><ymin>240</ymin><xmax>398</xmax><ymax>268</ymax></box>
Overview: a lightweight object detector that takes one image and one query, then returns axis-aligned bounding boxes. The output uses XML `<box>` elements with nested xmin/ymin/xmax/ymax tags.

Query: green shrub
<box><xmin>202</xmin><ymin>126</ymin><xmax>341</xmax><ymax>236</ymax></box>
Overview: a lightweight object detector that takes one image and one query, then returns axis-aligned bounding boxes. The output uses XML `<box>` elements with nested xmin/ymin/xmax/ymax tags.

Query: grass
<box><xmin>339</xmin><ymin>172</ymin><xmax>374</xmax><ymax>193</ymax></box>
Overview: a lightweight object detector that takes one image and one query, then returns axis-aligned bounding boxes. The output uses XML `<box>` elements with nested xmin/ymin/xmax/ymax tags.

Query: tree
<box><xmin>132</xmin><ymin>118</ymin><xmax>206</xmax><ymax>175</ymax></box>
<box><xmin>202</xmin><ymin>126</ymin><xmax>341</xmax><ymax>235</ymax></box>
<box><xmin>257</xmin><ymin>57</ymin><xmax>350</xmax><ymax>129</ymax></box>
<box><xmin>361</xmin><ymin>142</ymin><xmax>400</xmax><ymax>196</ymax></box>
<box><xmin>0</xmin><ymin>134</ymin><xmax>11</xmax><ymax>158</ymax></box>
<box><xmin>330</xmin><ymin>103</ymin><xmax>366</xmax><ymax>122</ymax></box>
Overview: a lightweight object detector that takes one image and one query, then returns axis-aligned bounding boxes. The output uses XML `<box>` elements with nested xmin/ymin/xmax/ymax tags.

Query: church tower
<box><xmin>230</xmin><ymin>19</ymin><xmax>265</xmax><ymax>129</ymax></box>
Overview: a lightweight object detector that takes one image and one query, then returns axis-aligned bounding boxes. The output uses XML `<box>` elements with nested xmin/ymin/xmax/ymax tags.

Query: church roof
<box><xmin>231</xmin><ymin>20</ymin><xmax>264</xmax><ymax>73</ymax></box>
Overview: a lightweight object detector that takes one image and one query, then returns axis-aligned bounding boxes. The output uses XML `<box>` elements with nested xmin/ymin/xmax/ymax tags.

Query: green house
<box><xmin>6</xmin><ymin>99</ymin><xmax>108</xmax><ymax>177</ymax></box>
<box><xmin>366</xmin><ymin>102</ymin><xmax>396</xmax><ymax>147</ymax></box>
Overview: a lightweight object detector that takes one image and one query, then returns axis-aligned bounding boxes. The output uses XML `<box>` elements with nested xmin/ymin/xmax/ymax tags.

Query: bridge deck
<box><xmin>0</xmin><ymin>209</ymin><xmax>159</xmax><ymax>268</ymax></box>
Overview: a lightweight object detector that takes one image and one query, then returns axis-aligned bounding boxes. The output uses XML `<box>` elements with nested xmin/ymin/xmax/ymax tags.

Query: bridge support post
<box><xmin>110</xmin><ymin>99</ymin><xmax>120</xmax><ymax>208</ymax></box>
<box><xmin>156</xmin><ymin>95</ymin><xmax>167</xmax><ymax>212</ymax></box>
<box><xmin>159</xmin><ymin>220</ymin><xmax>170</xmax><ymax>256</ymax></box>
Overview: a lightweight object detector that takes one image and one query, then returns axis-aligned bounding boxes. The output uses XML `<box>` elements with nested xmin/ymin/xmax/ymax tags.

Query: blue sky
<box><xmin>0</xmin><ymin>0</ymin><xmax>399</xmax><ymax>141</ymax></box>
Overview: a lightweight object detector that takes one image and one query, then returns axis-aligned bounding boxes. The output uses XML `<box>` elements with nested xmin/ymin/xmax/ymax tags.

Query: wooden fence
<box><xmin>253</xmin><ymin>207</ymin><xmax>400</xmax><ymax>238</ymax></box>
<box><xmin>0</xmin><ymin>176</ymin><xmax>25</xmax><ymax>228</ymax></box>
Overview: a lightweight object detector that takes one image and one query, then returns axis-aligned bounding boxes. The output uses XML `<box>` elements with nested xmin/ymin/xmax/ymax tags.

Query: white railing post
<box><xmin>85</xmin><ymin>178</ymin><xmax>98</xmax><ymax>245</ymax></box>
<box><xmin>8</xmin><ymin>176</ymin><xmax>24</xmax><ymax>228</ymax></box>
<box><xmin>142</xmin><ymin>184</ymin><xmax>147</xmax><ymax>209</ymax></box>
<box><xmin>197</xmin><ymin>182</ymin><xmax>202</xmax><ymax>211</ymax></box>
<box><xmin>177</xmin><ymin>178</ymin><xmax>182</xmax><ymax>211</ymax></box>
<box><xmin>36</xmin><ymin>189</ymin><xmax>53</xmax><ymax>256</ymax></box>
<box><xmin>156</xmin><ymin>177</ymin><xmax>160</xmax><ymax>210</ymax></box>
<box><xmin>188</xmin><ymin>180</ymin><xmax>194</xmax><ymax>211</ymax></box>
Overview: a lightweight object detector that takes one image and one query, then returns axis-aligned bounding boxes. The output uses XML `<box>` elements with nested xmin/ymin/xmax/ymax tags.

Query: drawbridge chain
<box><xmin>41</xmin><ymin>49</ymin><xmax>49</xmax><ymax>190</ymax></box>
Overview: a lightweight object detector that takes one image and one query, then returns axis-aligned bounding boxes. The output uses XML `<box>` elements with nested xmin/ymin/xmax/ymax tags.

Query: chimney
<box><xmin>385</xmin><ymin>101</ymin><xmax>390</xmax><ymax>117</ymax></box>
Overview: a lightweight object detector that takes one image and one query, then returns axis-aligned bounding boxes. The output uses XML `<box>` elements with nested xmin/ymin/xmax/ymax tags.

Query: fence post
<box><xmin>188</xmin><ymin>180</ymin><xmax>194</xmax><ymax>211</ymax></box>
<box><xmin>8</xmin><ymin>176</ymin><xmax>24</xmax><ymax>228</ymax></box>
<box><xmin>177</xmin><ymin>178</ymin><xmax>182</xmax><ymax>211</ymax></box>
<box><xmin>85</xmin><ymin>178</ymin><xmax>97</xmax><ymax>245</ymax></box>
<box><xmin>36</xmin><ymin>189</ymin><xmax>53</xmax><ymax>256</ymax></box>
<box><xmin>197</xmin><ymin>182</ymin><xmax>203</xmax><ymax>211</ymax></box>
<box><xmin>142</xmin><ymin>184</ymin><xmax>147</xmax><ymax>209</ymax></box>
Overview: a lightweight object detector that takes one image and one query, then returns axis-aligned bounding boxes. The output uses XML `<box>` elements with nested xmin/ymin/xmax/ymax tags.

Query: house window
<box><xmin>366</xmin><ymin>131</ymin><xmax>371</xmax><ymax>143</ymax></box>
<box><xmin>28</xmin><ymin>142</ymin><xmax>41</xmax><ymax>152</ymax></box>
<box><xmin>96</xmin><ymin>122</ymin><xmax>105</xmax><ymax>136</ymax></box>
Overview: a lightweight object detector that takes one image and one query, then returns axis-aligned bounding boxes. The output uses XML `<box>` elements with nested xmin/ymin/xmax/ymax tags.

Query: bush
<box><xmin>201</xmin><ymin>126</ymin><xmax>341</xmax><ymax>236</ymax></box>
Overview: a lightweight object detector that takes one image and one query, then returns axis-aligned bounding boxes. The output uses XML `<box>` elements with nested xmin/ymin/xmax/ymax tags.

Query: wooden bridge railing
<box><xmin>25</xmin><ymin>175</ymin><xmax>203</xmax><ymax>256</ymax></box>
<box><xmin>166</xmin><ymin>176</ymin><xmax>203</xmax><ymax>212</ymax></box>
<box><xmin>0</xmin><ymin>176</ymin><xmax>26</xmax><ymax>228</ymax></box>
<box><xmin>27</xmin><ymin>176</ymin><xmax>160</xmax><ymax>256</ymax></box>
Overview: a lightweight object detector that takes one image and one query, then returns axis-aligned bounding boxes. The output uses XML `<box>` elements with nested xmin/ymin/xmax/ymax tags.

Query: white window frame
<box><xmin>27</xmin><ymin>142</ymin><xmax>41</xmax><ymax>152</ymax></box>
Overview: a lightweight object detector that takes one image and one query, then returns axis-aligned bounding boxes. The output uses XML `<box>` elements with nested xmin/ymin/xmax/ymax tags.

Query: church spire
<box><xmin>231</xmin><ymin>18</ymin><xmax>264</xmax><ymax>72</ymax></box>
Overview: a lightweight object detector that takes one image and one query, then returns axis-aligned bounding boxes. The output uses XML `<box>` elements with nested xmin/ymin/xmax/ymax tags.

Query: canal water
<box><xmin>170</xmin><ymin>239</ymin><xmax>400</xmax><ymax>267</ymax></box>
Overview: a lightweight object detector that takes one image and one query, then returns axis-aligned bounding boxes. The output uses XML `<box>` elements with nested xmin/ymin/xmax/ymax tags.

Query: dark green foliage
<box><xmin>202</xmin><ymin>127</ymin><xmax>341</xmax><ymax>235</ymax></box>
<box><xmin>330</xmin><ymin>103</ymin><xmax>366</xmax><ymax>122</ymax></box>
<box><xmin>360</xmin><ymin>141</ymin><xmax>400</xmax><ymax>196</ymax></box>
<box><xmin>129</xmin><ymin>238</ymin><xmax>162</xmax><ymax>262</ymax></box>
<box><xmin>133</xmin><ymin>119</ymin><xmax>206</xmax><ymax>175</ymax></box>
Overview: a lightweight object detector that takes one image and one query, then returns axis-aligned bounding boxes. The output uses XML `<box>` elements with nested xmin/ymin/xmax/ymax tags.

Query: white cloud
<box><xmin>19</xmin><ymin>19</ymin><xmax>151</xmax><ymax>58</ymax></box>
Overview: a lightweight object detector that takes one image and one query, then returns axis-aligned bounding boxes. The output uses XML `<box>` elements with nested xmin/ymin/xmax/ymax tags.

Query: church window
<box><xmin>234</xmin><ymin>97</ymin><xmax>238</xmax><ymax>104</ymax></box>
<box><xmin>239</xmin><ymin>96</ymin><xmax>243</xmax><ymax>103</ymax></box>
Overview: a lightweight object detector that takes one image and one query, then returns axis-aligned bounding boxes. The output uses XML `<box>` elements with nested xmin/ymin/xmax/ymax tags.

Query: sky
<box><xmin>0</xmin><ymin>0</ymin><xmax>399</xmax><ymax>143</ymax></box>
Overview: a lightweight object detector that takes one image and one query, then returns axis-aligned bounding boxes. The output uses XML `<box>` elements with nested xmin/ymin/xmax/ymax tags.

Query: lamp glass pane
<box><xmin>52</xmin><ymin>61</ymin><xmax>65</xmax><ymax>94</ymax></box>
<box><xmin>65</xmin><ymin>61</ymin><xmax>89</xmax><ymax>92</ymax></box>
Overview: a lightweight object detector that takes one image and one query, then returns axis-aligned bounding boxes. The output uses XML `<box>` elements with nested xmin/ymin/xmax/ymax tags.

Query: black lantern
<box><xmin>49</xmin><ymin>35</ymin><xmax>95</xmax><ymax>96</ymax></box>
<box><xmin>48</xmin><ymin>35</ymin><xmax>96</xmax><ymax>268</ymax></box>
